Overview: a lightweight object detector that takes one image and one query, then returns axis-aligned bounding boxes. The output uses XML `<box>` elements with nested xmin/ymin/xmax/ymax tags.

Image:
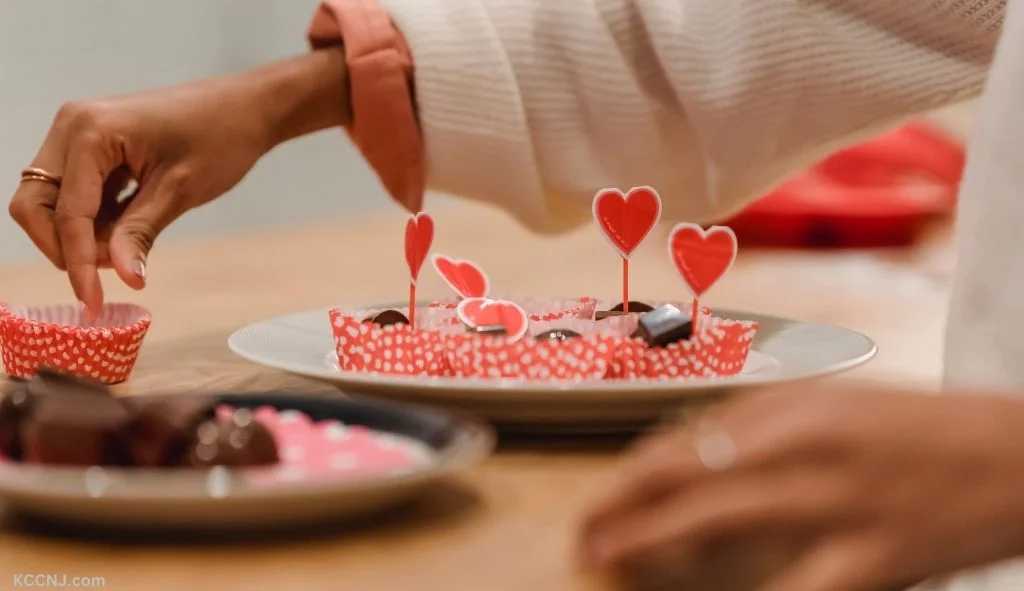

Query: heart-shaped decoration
<box><xmin>405</xmin><ymin>212</ymin><xmax>434</xmax><ymax>283</ymax></box>
<box><xmin>431</xmin><ymin>254</ymin><xmax>489</xmax><ymax>299</ymax></box>
<box><xmin>457</xmin><ymin>298</ymin><xmax>529</xmax><ymax>342</ymax></box>
<box><xmin>668</xmin><ymin>223</ymin><xmax>738</xmax><ymax>298</ymax></box>
<box><xmin>592</xmin><ymin>186</ymin><xmax>663</xmax><ymax>258</ymax></box>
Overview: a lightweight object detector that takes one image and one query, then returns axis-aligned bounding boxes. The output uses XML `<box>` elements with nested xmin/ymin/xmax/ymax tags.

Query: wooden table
<box><xmin>0</xmin><ymin>203</ymin><xmax>953</xmax><ymax>590</ymax></box>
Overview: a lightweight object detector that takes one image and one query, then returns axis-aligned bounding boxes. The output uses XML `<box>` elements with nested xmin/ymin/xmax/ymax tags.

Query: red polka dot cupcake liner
<box><xmin>446</xmin><ymin>332</ymin><xmax>620</xmax><ymax>380</ymax></box>
<box><xmin>610</xmin><ymin>317</ymin><xmax>759</xmax><ymax>379</ymax></box>
<box><xmin>330</xmin><ymin>299</ymin><xmax>759</xmax><ymax>381</ymax></box>
<box><xmin>0</xmin><ymin>303</ymin><xmax>151</xmax><ymax>384</ymax></box>
<box><xmin>329</xmin><ymin>309</ymin><xmax>451</xmax><ymax>377</ymax></box>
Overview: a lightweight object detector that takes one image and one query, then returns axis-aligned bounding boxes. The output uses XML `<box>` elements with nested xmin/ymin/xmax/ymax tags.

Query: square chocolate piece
<box><xmin>632</xmin><ymin>305</ymin><xmax>693</xmax><ymax>347</ymax></box>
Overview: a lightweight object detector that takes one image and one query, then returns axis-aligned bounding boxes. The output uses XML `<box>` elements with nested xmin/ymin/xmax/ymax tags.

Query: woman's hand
<box><xmin>580</xmin><ymin>386</ymin><xmax>1024</xmax><ymax>591</ymax></box>
<box><xmin>8</xmin><ymin>48</ymin><xmax>349</xmax><ymax>316</ymax></box>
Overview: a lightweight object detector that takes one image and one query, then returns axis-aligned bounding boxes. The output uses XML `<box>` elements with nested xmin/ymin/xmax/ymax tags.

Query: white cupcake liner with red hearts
<box><xmin>330</xmin><ymin>304</ymin><xmax>458</xmax><ymax>332</ymax></box>
<box><xmin>425</xmin><ymin>296</ymin><xmax>596</xmax><ymax>325</ymax></box>
<box><xmin>329</xmin><ymin>299</ymin><xmax>759</xmax><ymax>381</ymax></box>
<box><xmin>594</xmin><ymin>299</ymin><xmax>690</xmax><ymax>313</ymax></box>
<box><xmin>0</xmin><ymin>303</ymin><xmax>151</xmax><ymax>384</ymax></box>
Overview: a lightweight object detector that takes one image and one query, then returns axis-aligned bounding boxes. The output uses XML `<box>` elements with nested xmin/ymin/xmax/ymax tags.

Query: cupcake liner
<box><xmin>0</xmin><ymin>303</ymin><xmax>150</xmax><ymax>384</ymax></box>
<box><xmin>425</xmin><ymin>296</ymin><xmax>596</xmax><ymax>325</ymax></box>
<box><xmin>614</xmin><ymin>317</ymin><xmax>760</xmax><ymax>379</ymax></box>
<box><xmin>594</xmin><ymin>299</ymin><xmax>700</xmax><ymax>315</ymax></box>
<box><xmin>516</xmin><ymin>296</ymin><xmax>598</xmax><ymax>321</ymax></box>
<box><xmin>329</xmin><ymin>309</ymin><xmax>451</xmax><ymax>376</ymax></box>
<box><xmin>329</xmin><ymin>298</ymin><xmax>759</xmax><ymax>381</ymax></box>
<box><xmin>446</xmin><ymin>333</ymin><xmax>618</xmax><ymax>380</ymax></box>
<box><xmin>219</xmin><ymin>407</ymin><xmax>434</xmax><ymax>485</ymax></box>
<box><xmin>529</xmin><ymin>316</ymin><xmax>639</xmax><ymax>338</ymax></box>
<box><xmin>331</xmin><ymin>304</ymin><xmax>455</xmax><ymax>331</ymax></box>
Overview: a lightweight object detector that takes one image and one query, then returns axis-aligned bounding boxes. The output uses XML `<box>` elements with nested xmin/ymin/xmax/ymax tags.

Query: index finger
<box><xmin>54</xmin><ymin>140</ymin><xmax>111</xmax><ymax>315</ymax></box>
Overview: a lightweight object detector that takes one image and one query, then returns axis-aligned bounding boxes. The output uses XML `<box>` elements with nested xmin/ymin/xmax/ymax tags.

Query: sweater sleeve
<box><xmin>378</xmin><ymin>0</ymin><xmax>1003</xmax><ymax>233</ymax></box>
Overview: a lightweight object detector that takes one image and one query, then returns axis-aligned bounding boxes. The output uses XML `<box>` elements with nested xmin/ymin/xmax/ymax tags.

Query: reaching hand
<box><xmin>8</xmin><ymin>49</ymin><xmax>349</xmax><ymax>316</ymax></box>
<box><xmin>580</xmin><ymin>386</ymin><xmax>1024</xmax><ymax>591</ymax></box>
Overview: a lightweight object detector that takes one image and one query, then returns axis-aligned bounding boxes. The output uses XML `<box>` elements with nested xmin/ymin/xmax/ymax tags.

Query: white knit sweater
<box><xmin>378</xmin><ymin>0</ymin><xmax>1022</xmax><ymax>588</ymax></box>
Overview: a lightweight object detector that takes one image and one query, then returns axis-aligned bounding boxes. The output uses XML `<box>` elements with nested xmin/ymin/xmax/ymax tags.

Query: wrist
<box><xmin>244</xmin><ymin>47</ymin><xmax>351</xmax><ymax>150</ymax></box>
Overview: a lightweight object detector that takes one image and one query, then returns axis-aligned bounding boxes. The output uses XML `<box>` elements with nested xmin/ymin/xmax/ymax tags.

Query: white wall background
<box><xmin>0</xmin><ymin>0</ymin><xmax>395</xmax><ymax>265</ymax></box>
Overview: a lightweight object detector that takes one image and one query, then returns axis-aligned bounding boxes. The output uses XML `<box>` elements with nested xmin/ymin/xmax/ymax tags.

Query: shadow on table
<box><xmin>2</xmin><ymin>480</ymin><xmax>482</xmax><ymax>547</ymax></box>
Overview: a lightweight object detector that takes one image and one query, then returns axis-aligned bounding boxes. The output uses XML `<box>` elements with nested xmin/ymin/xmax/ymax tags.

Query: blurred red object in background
<box><xmin>724</xmin><ymin>123</ymin><xmax>965</xmax><ymax>248</ymax></box>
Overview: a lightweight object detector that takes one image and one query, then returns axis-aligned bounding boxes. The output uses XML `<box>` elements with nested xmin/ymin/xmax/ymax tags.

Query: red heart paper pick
<box><xmin>592</xmin><ymin>186</ymin><xmax>663</xmax><ymax>258</ymax></box>
<box><xmin>431</xmin><ymin>254</ymin><xmax>490</xmax><ymax>299</ymax></box>
<box><xmin>457</xmin><ymin>298</ymin><xmax>529</xmax><ymax>342</ymax></box>
<box><xmin>405</xmin><ymin>212</ymin><xmax>434</xmax><ymax>283</ymax></box>
<box><xmin>668</xmin><ymin>223</ymin><xmax>738</xmax><ymax>298</ymax></box>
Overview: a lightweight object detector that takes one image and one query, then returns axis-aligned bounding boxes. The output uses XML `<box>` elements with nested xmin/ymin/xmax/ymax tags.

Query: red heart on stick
<box><xmin>405</xmin><ymin>212</ymin><xmax>434</xmax><ymax>283</ymax></box>
<box><xmin>592</xmin><ymin>186</ymin><xmax>663</xmax><ymax>258</ymax></box>
<box><xmin>668</xmin><ymin>223</ymin><xmax>738</xmax><ymax>298</ymax></box>
<box><xmin>457</xmin><ymin>298</ymin><xmax>529</xmax><ymax>342</ymax></box>
<box><xmin>431</xmin><ymin>254</ymin><xmax>490</xmax><ymax>299</ymax></box>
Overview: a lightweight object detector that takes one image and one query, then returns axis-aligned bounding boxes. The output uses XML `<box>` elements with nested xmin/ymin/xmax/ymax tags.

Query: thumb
<box><xmin>108</xmin><ymin>175</ymin><xmax>183</xmax><ymax>290</ymax></box>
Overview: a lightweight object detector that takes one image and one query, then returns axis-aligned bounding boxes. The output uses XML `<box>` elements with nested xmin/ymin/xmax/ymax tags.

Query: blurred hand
<box><xmin>579</xmin><ymin>385</ymin><xmax>1024</xmax><ymax>591</ymax></box>
<box><xmin>8</xmin><ymin>49</ymin><xmax>348</xmax><ymax>315</ymax></box>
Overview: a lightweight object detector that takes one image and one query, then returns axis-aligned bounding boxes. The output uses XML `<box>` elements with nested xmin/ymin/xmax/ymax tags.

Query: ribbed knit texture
<box><xmin>381</xmin><ymin>0</ymin><xmax>1002</xmax><ymax>232</ymax></box>
<box><xmin>376</xmin><ymin>1</ymin><xmax>1024</xmax><ymax>588</ymax></box>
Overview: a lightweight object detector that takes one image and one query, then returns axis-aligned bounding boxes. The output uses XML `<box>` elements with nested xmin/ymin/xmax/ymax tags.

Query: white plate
<box><xmin>228</xmin><ymin>306</ymin><xmax>876</xmax><ymax>430</ymax></box>
<box><xmin>0</xmin><ymin>393</ymin><xmax>493</xmax><ymax>532</ymax></box>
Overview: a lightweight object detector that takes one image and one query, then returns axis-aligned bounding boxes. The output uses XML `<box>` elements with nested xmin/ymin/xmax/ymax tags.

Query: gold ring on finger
<box><xmin>20</xmin><ymin>167</ymin><xmax>62</xmax><ymax>189</ymax></box>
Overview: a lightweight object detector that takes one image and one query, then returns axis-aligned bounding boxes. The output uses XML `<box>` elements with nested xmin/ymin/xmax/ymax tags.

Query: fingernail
<box><xmin>131</xmin><ymin>259</ymin><xmax>147</xmax><ymax>283</ymax></box>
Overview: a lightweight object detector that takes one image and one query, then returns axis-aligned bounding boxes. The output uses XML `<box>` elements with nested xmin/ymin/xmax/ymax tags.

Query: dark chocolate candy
<box><xmin>469</xmin><ymin>325</ymin><xmax>507</xmax><ymax>336</ymax></box>
<box><xmin>363</xmin><ymin>310</ymin><xmax>410</xmax><ymax>327</ymax></box>
<box><xmin>609</xmin><ymin>301</ymin><xmax>656</xmax><ymax>313</ymax></box>
<box><xmin>120</xmin><ymin>396</ymin><xmax>217</xmax><ymax>467</ymax></box>
<box><xmin>0</xmin><ymin>385</ymin><xmax>36</xmax><ymax>460</ymax></box>
<box><xmin>20</xmin><ymin>384</ymin><xmax>133</xmax><ymax>466</ymax></box>
<box><xmin>535</xmin><ymin>329</ymin><xmax>582</xmax><ymax>342</ymax></box>
<box><xmin>632</xmin><ymin>305</ymin><xmax>693</xmax><ymax>347</ymax></box>
<box><xmin>595</xmin><ymin>311</ymin><xmax>627</xmax><ymax>321</ymax></box>
<box><xmin>179</xmin><ymin>409</ymin><xmax>278</xmax><ymax>468</ymax></box>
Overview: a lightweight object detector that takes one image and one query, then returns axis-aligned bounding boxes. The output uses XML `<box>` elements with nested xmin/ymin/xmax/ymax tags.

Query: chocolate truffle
<box><xmin>20</xmin><ymin>383</ymin><xmax>133</xmax><ymax>466</ymax></box>
<box><xmin>632</xmin><ymin>305</ymin><xmax>693</xmax><ymax>347</ymax></box>
<box><xmin>363</xmin><ymin>310</ymin><xmax>410</xmax><ymax>327</ymax></box>
<box><xmin>535</xmin><ymin>329</ymin><xmax>582</xmax><ymax>342</ymax></box>
<box><xmin>179</xmin><ymin>409</ymin><xmax>278</xmax><ymax>468</ymax></box>
<box><xmin>0</xmin><ymin>384</ymin><xmax>36</xmax><ymax>460</ymax></box>
<box><xmin>609</xmin><ymin>301</ymin><xmax>656</xmax><ymax>313</ymax></box>
<box><xmin>120</xmin><ymin>396</ymin><xmax>217</xmax><ymax>467</ymax></box>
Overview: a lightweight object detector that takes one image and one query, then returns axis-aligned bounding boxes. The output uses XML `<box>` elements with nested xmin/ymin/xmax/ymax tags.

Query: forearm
<box><xmin>241</xmin><ymin>47</ymin><xmax>351</xmax><ymax>150</ymax></box>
